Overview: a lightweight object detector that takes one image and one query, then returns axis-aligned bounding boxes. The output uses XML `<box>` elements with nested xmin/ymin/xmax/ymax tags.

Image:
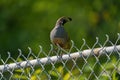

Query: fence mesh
<box><xmin>0</xmin><ymin>34</ymin><xmax>120</xmax><ymax>80</ymax></box>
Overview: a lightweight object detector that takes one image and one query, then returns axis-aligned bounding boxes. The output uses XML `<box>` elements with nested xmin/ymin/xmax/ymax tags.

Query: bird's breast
<box><xmin>50</xmin><ymin>27</ymin><xmax>67</xmax><ymax>38</ymax></box>
<box><xmin>50</xmin><ymin>26</ymin><xmax>70</xmax><ymax>49</ymax></box>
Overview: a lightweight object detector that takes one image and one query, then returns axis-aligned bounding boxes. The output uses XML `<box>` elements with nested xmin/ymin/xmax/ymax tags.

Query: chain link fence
<box><xmin>0</xmin><ymin>34</ymin><xmax>120</xmax><ymax>80</ymax></box>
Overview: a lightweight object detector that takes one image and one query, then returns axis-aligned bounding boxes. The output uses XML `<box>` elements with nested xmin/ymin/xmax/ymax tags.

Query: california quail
<box><xmin>50</xmin><ymin>16</ymin><xmax>72</xmax><ymax>49</ymax></box>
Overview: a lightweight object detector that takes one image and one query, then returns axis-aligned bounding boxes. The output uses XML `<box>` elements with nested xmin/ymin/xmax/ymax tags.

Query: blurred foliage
<box><xmin>0</xmin><ymin>0</ymin><xmax>120</xmax><ymax>79</ymax></box>
<box><xmin>0</xmin><ymin>0</ymin><xmax>120</xmax><ymax>55</ymax></box>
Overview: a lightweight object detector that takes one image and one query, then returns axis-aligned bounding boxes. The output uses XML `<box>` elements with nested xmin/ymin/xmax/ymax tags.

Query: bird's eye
<box><xmin>62</xmin><ymin>20</ymin><xmax>66</xmax><ymax>24</ymax></box>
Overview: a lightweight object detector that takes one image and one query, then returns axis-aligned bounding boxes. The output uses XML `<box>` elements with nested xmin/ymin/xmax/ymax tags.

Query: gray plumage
<box><xmin>50</xmin><ymin>16</ymin><xmax>72</xmax><ymax>49</ymax></box>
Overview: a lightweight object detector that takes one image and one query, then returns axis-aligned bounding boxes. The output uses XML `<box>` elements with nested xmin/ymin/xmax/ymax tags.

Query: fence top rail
<box><xmin>0</xmin><ymin>44</ymin><xmax>120</xmax><ymax>72</ymax></box>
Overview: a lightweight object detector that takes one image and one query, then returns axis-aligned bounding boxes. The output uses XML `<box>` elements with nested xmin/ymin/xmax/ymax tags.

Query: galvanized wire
<box><xmin>0</xmin><ymin>33</ymin><xmax>120</xmax><ymax>80</ymax></box>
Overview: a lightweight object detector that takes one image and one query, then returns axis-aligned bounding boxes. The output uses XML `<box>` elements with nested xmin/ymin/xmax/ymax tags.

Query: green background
<box><xmin>0</xmin><ymin>0</ymin><xmax>120</xmax><ymax>55</ymax></box>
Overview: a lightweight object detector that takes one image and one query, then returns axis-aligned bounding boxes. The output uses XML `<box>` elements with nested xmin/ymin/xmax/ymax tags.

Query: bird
<box><xmin>50</xmin><ymin>16</ymin><xmax>72</xmax><ymax>49</ymax></box>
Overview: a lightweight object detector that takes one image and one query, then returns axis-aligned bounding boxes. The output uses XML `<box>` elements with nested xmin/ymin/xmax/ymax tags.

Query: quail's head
<box><xmin>56</xmin><ymin>16</ymin><xmax>72</xmax><ymax>26</ymax></box>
